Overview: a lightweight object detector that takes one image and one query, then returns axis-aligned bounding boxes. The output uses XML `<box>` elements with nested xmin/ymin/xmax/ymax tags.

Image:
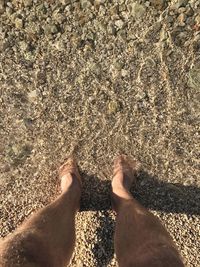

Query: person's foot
<box><xmin>59</xmin><ymin>157</ymin><xmax>82</xmax><ymax>194</ymax></box>
<box><xmin>112</xmin><ymin>155</ymin><xmax>141</xmax><ymax>200</ymax></box>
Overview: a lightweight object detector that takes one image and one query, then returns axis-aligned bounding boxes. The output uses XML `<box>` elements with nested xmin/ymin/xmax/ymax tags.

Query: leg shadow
<box><xmin>92</xmin><ymin>211</ymin><xmax>115</xmax><ymax>267</ymax></box>
<box><xmin>78</xmin><ymin>170</ymin><xmax>200</xmax><ymax>266</ymax></box>
<box><xmin>80</xmin><ymin>172</ymin><xmax>112</xmax><ymax>211</ymax></box>
<box><xmin>80</xmin><ymin>172</ymin><xmax>115</xmax><ymax>266</ymax></box>
<box><xmin>80</xmin><ymin>170</ymin><xmax>199</xmax><ymax>215</ymax></box>
<box><xmin>132</xmin><ymin>170</ymin><xmax>200</xmax><ymax>215</ymax></box>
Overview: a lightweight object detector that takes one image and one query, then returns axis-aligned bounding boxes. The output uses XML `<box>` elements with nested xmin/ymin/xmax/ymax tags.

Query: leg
<box><xmin>0</xmin><ymin>158</ymin><xmax>81</xmax><ymax>267</ymax></box>
<box><xmin>111</xmin><ymin>155</ymin><xmax>184</xmax><ymax>267</ymax></box>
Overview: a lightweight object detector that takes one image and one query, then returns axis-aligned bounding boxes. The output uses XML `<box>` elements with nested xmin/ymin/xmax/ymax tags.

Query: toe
<box><xmin>59</xmin><ymin>157</ymin><xmax>76</xmax><ymax>173</ymax></box>
<box><xmin>59</xmin><ymin>157</ymin><xmax>81</xmax><ymax>184</ymax></box>
<box><xmin>113</xmin><ymin>155</ymin><xmax>141</xmax><ymax>177</ymax></box>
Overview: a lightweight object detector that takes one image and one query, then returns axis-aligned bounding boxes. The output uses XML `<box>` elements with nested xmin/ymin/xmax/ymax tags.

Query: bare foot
<box><xmin>59</xmin><ymin>157</ymin><xmax>82</xmax><ymax>194</ymax></box>
<box><xmin>112</xmin><ymin>155</ymin><xmax>141</xmax><ymax>200</ymax></box>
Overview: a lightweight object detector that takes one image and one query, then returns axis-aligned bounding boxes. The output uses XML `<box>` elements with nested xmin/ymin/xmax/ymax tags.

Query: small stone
<box><xmin>107</xmin><ymin>100</ymin><xmax>120</xmax><ymax>114</ymax></box>
<box><xmin>192</xmin><ymin>35</ymin><xmax>200</xmax><ymax>51</ymax></box>
<box><xmin>177</xmin><ymin>13</ymin><xmax>186</xmax><ymax>26</ymax></box>
<box><xmin>195</xmin><ymin>15</ymin><xmax>200</xmax><ymax>25</ymax></box>
<box><xmin>185</xmin><ymin>7</ymin><xmax>194</xmax><ymax>17</ymax></box>
<box><xmin>188</xmin><ymin>68</ymin><xmax>200</xmax><ymax>89</ymax></box>
<box><xmin>144</xmin><ymin>1</ymin><xmax>150</xmax><ymax>7</ymax></box>
<box><xmin>28</xmin><ymin>90</ymin><xmax>37</xmax><ymax>102</ymax></box>
<box><xmin>1</xmin><ymin>40</ymin><xmax>10</xmax><ymax>51</ymax></box>
<box><xmin>136</xmin><ymin>90</ymin><xmax>146</xmax><ymax>101</ymax></box>
<box><xmin>174</xmin><ymin>0</ymin><xmax>188</xmax><ymax>9</ymax></box>
<box><xmin>160</xmin><ymin>28</ymin><xmax>168</xmax><ymax>41</ymax></box>
<box><xmin>99</xmin><ymin>22</ymin><xmax>106</xmax><ymax>32</ymax></box>
<box><xmin>19</xmin><ymin>41</ymin><xmax>29</xmax><ymax>51</ymax></box>
<box><xmin>5</xmin><ymin>6</ymin><xmax>12</xmax><ymax>15</ymax></box>
<box><xmin>0</xmin><ymin>0</ymin><xmax>5</xmax><ymax>14</ymax></box>
<box><xmin>118</xmin><ymin>29</ymin><xmax>127</xmax><ymax>40</ymax></box>
<box><xmin>150</xmin><ymin>0</ymin><xmax>165</xmax><ymax>10</ymax></box>
<box><xmin>15</xmin><ymin>18</ymin><xmax>23</xmax><ymax>29</ymax></box>
<box><xmin>115</xmin><ymin>19</ymin><xmax>124</xmax><ymax>29</ymax></box>
<box><xmin>178</xmin><ymin>31</ymin><xmax>187</xmax><ymax>41</ymax></box>
<box><xmin>6</xmin><ymin>1</ymin><xmax>12</xmax><ymax>8</ymax></box>
<box><xmin>11</xmin><ymin>144</ymin><xmax>19</xmax><ymax>155</ymax></box>
<box><xmin>23</xmin><ymin>118</ymin><xmax>34</xmax><ymax>128</ymax></box>
<box><xmin>50</xmin><ymin>24</ymin><xmax>58</xmax><ymax>34</ymax></box>
<box><xmin>80</xmin><ymin>0</ymin><xmax>92</xmax><ymax>9</ymax></box>
<box><xmin>165</xmin><ymin>15</ymin><xmax>174</xmax><ymax>25</ymax></box>
<box><xmin>26</xmin><ymin>23</ymin><xmax>42</xmax><ymax>37</ymax></box>
<box><xmin>178</xmin><ymin>7</ymin><xmax>186</xmax><ymax>13</ymax></box>
<box><xmin>94</xmin><ymin>0</ymin><xmax>106</xmax><ymax>5</ymax></box>
<box><xmin>113</xmin><ymin>61</ymin><xmax>124</xmax><ymax>70</ymax></box>
<box><xmin>9</xmin><ymin>144</ymin><xmax>33</xmax><ymax>165</ymax></box>
<box><xmin>53</xmin><ymin>12</ymin><xmax>65</xmax><ymax>24</ymax></box>
<box><xmin>54</xmin><ymin>40</ymin><xmax>65</xmax><ymax>50</ymax></box>
<box><xmin>23</xmin><ymin>0</ymin><xmax>32</xmax><ymax>7</ymax></box>
<box><xmin>121</xmin><ymin>69</ymin><xmax>129</xmax><ymax>77</ymax></box>
<box><xmin>24</xmin><ymin>51</ymin><xmax>35</xmax><ymax>61</ymax></box>
<box><xmin>36</xmin><ymin>3</ymin><xmax>47</xmax><ymax>16</ymax></box>
<box><xmin>44</xmin><ymin>24</ymin><xmax>58</xmax><ymax>35</ymax></box>
<box><xmin>59</xmin><ymin>0</ymin><xmax>70</xmax><ymax>5</ymax></box>
<box><xmin>131</xmin><ymin>3</ymin><xmax>146</xmax><ymax>19</ymax></box>
<box><xmin>91</xmin><ymin>63</ymin><xmax>101</xmax><ymax>75</ymax></box>
<box><xmin>107</xmin><ymin>23</ymin><xmax>116</xmax><ymax>35</ymax></box>
<box><xmin>110</xmin><ymin>5</ymin><xmax>119</xmax><ymax>16</ymax></box>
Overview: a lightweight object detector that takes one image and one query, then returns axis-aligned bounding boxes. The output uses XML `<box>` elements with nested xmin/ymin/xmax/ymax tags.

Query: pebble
<box><xmin>174</xmin><ymin>0</ymin><xmax>188</xmax><ymax>9</ymax></box>
<box><xmin>0</xmin><ymin>0</ymin><xmax>5</xmax><ymax>13</ymax></box>
<box><xmin>54</xmin><ymin>40</ymin><xmax>65</xmax><ymax>50</ymax></box>
<box><xmin>107</xmin><ymin>100</ymin><xmax>120</xmax><ymax>114</ymax></box>
<box><xmin>23</xmin><ymin>0</ymin><xmax>32</xmax><ymax>7</ymax></box>
<box><xmin>118</xmin><ymin>29</ymin><xmax>127</xmax><ymax>40</ymax></box>
<box><xmin>5</xmin><ymin>6</ymin><xmax>12</xmax><ymax>15</ymax></box>
<box><xmin>131</xmin><ymin>3</ymin><xmax>146</xmax><ymax>19</ymax></box>
<box><xmin>150</xmin><ymin>0</ymin><xmax>165</xmax><ymax>10</ymax></box>
<box><xmin>94</xmin><ymin>0</ymin><xmax>106</xmax><ymax>5</ymax></box>
<box><xmin>44</xmin><ymin>24</ymin><xmax>58</xmax><ymax>35</ymax></box>
<box><xmin>53</xmin><ymin>12</ymin><xmax>65</xmax><ymax>24</ymax></box>
<box><xmin>113</xmin><ymin>60</ymin><xmax>124</xmax><ymax>70</ymax></box>
<box><xmin>160</xmin><ymin>28</ymin><xmax>168</xmax><ymax>41</ymax></box>
<box><xmin>28</xmin><ymin>90</ymin><xmax>37</xmax><ymax>102</ymax></box>
<box><xmin>6</xmin><ymin>1</ymin><xmax>12</xmax><ymax>8</ymax></box>
<box><xmin>15</xmin><ymin>18</ymin><xmax>23</xmax><ymax>29</ymax></box>
<box><xmin>24</xmin><ymin>51</ymin><xmax>35</xmax><ymax>61</ymax></box>
<box><xmin>19</xmin><ymin>41</ymin><xmax>29</xmax><ymax>51</ymax></box>
<box><xmin>59</xmin><ymin>0</ymin><xmax>71</xmax><ymax>5</ymax></box>
<box><xmin>26</xmin><ymin>22</ymin><xmax>41</xmax><ymax>35</ymax></box>
<box><xmin>80</xmin><ymin>0</ymin><xmax>92</xmax><ymax>9</ymax></box>
<box><xmin>121</xmin><ymin>69</ymin><xmax>129</xmax><ymax>77</ymax></box>
<box><xmin>185</xmin><ymin>7</ymin><xmax>194</xmax><ymax>17</ymax></box>
<box><xmin>178</xmin><ymin>7</ymin><xmax>186</xmax><ymax>13</ymax></box>
<box><xmin>114</xmin><ymin>19</ymin><xmax>124</xmax><ymax>29</ymax></box>
<box><xmin>192</xmin><ymin>34</ymin><xmax>200</xmax><ymax>51</ymax></box>
<box><xmin>188</xmin><ymin>68</ymin><xmax>200</xmax><ymax>89</ymax></box>
<box><xmin>107</xmin><ymin>23</ymin><xmax>116</xmax><ymax>35</ymax></box>
<box><xmin>91</xmin><ymin>63</ymin><xmax>101</xmax><ymax>75</ymax></box>
<box><xmin>195</xmin><ymin>14</ymin><xmax>200</xmax><ymax>24</ymax></box>
<box><xmin>177</xmin><ymin>13</ymin><xmax>186</xmax><ymax>26</ymax></box>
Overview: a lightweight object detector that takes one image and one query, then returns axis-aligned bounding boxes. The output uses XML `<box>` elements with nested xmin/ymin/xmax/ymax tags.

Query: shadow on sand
<box><xmin>80</xmin><ymin>170</ymin><xmax>200</xmax><ymax>214</ymax></box>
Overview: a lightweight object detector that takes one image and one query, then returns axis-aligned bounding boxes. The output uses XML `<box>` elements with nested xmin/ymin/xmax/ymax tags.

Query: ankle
<box><xmin>61</xmin><ymin>174</ymin><xmax>81</xmax><ymax>195</ymax></box>
<box><xmin>61</xmin><ymin>184</ymin><xmax>81</xmax><ymax>204</ymax></box>
<box><xmin>111</xmin><ymin>190</ymin><xmax>133</xmax><ymax>213</ymax></box>
<box><xmin>112</xmin><ymin>186</ymin><xmax>133</xmax><ymax>200</ymax></box>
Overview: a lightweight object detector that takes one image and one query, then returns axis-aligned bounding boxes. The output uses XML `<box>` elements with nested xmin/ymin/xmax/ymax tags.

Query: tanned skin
<box><xmin>0</xmin><ymin>155</ymin><xmax>184</xmax><ymax>267</ymax></box>
<box><xmin>111</xmin><ymin>155</ymin><xmax>184</xmax><ymax>267</ymax></box>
